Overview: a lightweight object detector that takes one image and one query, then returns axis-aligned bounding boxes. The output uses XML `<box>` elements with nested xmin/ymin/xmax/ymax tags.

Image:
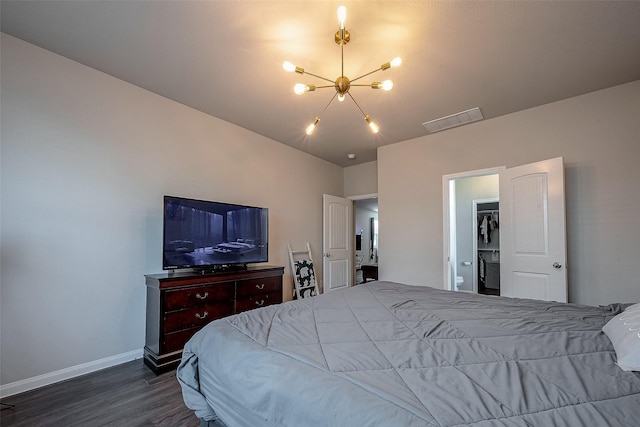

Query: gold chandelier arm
<box><xmin>347</xmin><ymin>83</ymin><xmax>393</xmax><ymax>93</ymax></box>
<box><xmin>310</xmin><ymin>92</ymin><xmax>340</xmax><ymax>122</ymax></box>
<box><xmin>348</xmin><ymin>92</ymin><xmax>379</xmax><ymax>133</ymax></box>
<box><xmin>301</xmin><ymin>71</ymin><xmax>335</xmax><ymax>84</ymax></box>
<box><xmin>305</xmin><ymin>92</ymin><xmax>339</xmax><ymax>135</ymax></box>
<box><xmin>285</xmin><ymin>61</ymin><xmax>334</xmax><ymax>83</ymax></box>
<box><xmin>341</xmin><ymin>34</ymin><xmax>345</xmax><ymax>77</ymax></box>
<box><xmin>321</xmin><ymin>92</ymin><xmax>339</xmax><ymax>113</ymax></box>
<box><xmin>347</xmin><ymin>92</ymin><xmax>367</xmax><ymax>117</ymax></box>
<box><xmin>351</xmin><ymin>58</ymin><xmax>401</xmax><ymax>83</ymax></box>
<box><xmin>350</xmin><ymin>67</ymin><xmax>384</xmax><ymax>83</ymax></box>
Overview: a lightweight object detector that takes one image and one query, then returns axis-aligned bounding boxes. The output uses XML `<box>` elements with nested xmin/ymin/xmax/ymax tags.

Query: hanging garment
<box><xmin>479</xmin><ymin>215</ymin><xmax>489</xmax><ymax>244</ymax></box>
<box><xmin>478</xmin><ymin>253</ymin><xmax>486</xmax><ymax>285</ymax></box>
<box><xmin>479</xmin><ymin>213</ymin><xmax>499</xmax><ymax>245</ymax></box>
<box><xmin>489</xmin><ymin>213</ymin><xmax>499</xmax><ymax>232</ymax></box>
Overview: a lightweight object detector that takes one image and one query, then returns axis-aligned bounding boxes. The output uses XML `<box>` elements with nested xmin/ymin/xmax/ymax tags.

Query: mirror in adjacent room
<box><xmin>354</xmin><ymin>197</ymin><xmax>378</xmax><ymax>284</ymax></box>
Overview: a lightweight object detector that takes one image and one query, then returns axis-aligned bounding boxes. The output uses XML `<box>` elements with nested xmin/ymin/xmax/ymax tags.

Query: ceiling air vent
<box><xmin>423</xmin><ymin>107</ymin><xmax>483</xmax><ymax>133</ymax></box>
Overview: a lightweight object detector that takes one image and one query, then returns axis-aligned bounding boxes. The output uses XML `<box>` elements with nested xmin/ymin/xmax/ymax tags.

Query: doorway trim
<box><xmin>442</xmin><ymin>167</ymin><xmax>505</xmax><ymax>291</ymax></box>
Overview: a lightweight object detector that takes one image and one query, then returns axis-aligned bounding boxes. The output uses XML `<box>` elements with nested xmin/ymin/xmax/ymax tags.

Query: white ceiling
<box><xmin>2</xmin><ymin>1</ymin><xmax>640</xmax><ymax>167</ymax></box>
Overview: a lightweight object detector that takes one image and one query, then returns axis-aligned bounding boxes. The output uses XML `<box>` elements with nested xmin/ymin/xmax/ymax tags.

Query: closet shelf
<box><xmin>478</xmin><ymin>248</ymin><xmax>500</xmax><ymax>252</ymax></box>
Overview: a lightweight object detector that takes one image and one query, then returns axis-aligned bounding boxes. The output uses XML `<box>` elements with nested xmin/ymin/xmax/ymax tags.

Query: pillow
<box><xmin>602</xmin><ymin>303</ymin><xmax>640</xmax><ymax>371</ymax></box>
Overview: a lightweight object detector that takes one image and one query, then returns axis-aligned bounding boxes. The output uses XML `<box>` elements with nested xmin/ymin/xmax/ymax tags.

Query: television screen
<box><xmin>163</xmin><ymin>196</ymin><xmax>268</xmax><ymax>270</ymax></box>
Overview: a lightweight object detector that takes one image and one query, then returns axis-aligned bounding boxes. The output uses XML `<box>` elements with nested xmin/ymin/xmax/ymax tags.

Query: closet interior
<box><xmin>477</xmin><ymin>201</ymin><xmax>500</xmax><ymax>295</ymax></box>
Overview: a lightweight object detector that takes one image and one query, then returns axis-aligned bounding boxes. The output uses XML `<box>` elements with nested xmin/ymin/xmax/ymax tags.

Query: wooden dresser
<box><xmin>144</xmin><ymin>265</ymin><xmax>284</xmax><ymax>373</ymax></box>
<box><xmin>361</xmin><ymin>264</ymin><xmax>378</xmax><ymax>282</ymax></box>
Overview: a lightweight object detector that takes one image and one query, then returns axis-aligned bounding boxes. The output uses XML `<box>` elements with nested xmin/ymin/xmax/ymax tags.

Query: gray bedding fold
<box><xmin>178</xmin><ymin>281</ymin><xmax>640</xmax><ymax>426</ymax></box>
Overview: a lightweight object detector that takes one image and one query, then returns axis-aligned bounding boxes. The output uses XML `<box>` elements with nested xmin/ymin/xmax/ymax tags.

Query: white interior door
<box><xmin>499</xmin><ymin>157</ymin><xmax>568</xmax><ymax>302</ymax></box>
<box><xmin>323</xmin><ymin>194</ymin><xmax>353</xmax><ymax>292</ymax></box>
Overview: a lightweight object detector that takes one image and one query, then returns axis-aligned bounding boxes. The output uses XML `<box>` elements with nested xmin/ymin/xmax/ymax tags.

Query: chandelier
<box><xmin>283</xmin><ymin>5</ymin><xmax>401</xmax><ymax>136</ymax></box>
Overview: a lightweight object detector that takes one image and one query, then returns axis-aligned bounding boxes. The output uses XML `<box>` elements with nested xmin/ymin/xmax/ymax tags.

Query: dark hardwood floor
<box><xmin>0</xmin><ymin>359</ymin><xmax>199</xmax><ymax>427</ymax></box>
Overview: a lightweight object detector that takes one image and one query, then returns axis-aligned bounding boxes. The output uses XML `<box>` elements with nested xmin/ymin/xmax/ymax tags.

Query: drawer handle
<box><xmin>195</xmin><ymin>292</ymin><xmax>209</xmax><ymax>300</ymax></box>
<box><xmin>255</xmin><ymin>300</ymin><xmax>265</xmax><ymax>306</ymax></box>
<box><xmin>195</xmin><ymin>311</ymin><xmax>209</xmax><ymax>320</ymax></box>
<box><xmin>255</xmin><ymin>283</ymin><xmax>265</xmax><ymax>290</ymax></box>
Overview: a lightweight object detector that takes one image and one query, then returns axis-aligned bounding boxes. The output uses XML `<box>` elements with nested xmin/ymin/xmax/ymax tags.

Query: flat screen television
<box><xmin>163</xmin><ymin>195</ymin><xmax>268</xmax><ymax>271</ymax></box>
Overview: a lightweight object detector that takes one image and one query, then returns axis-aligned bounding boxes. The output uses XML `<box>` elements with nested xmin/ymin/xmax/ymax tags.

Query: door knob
<box><xmin>325</xmin><ymin>253</ymin><xmax>331</xmax><ymax>258</ymax></box>
<box><xmin>553</xmin><ymin>262</ymin><xmax>562</xmax><ymax>269</ymax></box>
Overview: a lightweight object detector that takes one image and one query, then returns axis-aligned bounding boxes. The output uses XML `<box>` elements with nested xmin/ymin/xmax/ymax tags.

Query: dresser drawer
<box><xmin>235</xmin><ymin>291</ymin><xmax>282</xmax><ymax>313</ymax></box>
<box><xmin>164</xmin><ymin>282</ymin><xmax>234</xmax><ymax>311</ymax></box>
<box><xmin>163</xmin><ymin>302</ymin><xmax>234</xmax><ymax>333</ymax></box>
<box><xmin>145</xmin><ymin>266</ymin><xmax>284</xmax><ymax>374</ymax></box>
<box><xmin>163</xmin><ymin>327</ymin><xmax>200</xmax><ymax>353</ymax></box>
<box><xmin>236</xmin><ymin>276</ymin><xmax>282</xmax><ymax>299</ymax></box>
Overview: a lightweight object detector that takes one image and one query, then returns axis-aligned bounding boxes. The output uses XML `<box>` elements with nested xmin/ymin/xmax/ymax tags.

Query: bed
<box><xmin>177</xmin><ymin>281</ymin><xmax>640</xmax><ymax>426</ymax></box>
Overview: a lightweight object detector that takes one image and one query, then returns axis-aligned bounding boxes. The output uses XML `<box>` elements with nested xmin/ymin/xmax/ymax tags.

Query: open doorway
<box><xmin>444</xmin><ymin>158</ymin><xmax>568</xmax><ymax>301</ymax></box>
<box><xmin>443</xmin><ymin>167</ymin><xmax>503</xmax><ymax>294</ymax></box>
<box><xmin>352</xmin><ymin>194</ymin><xmax>378</xmax><ymax>285</ymax></box>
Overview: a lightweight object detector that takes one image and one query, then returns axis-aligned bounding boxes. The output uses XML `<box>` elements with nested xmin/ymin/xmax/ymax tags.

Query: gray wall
<box><xmin>0</xmin><ymin>34</ymin><xmax>343</xmax><ymax>386</ymax></box>
<box><xmin>344</xmin><ymin>161</ymin><xmax>378</xmax><ymax>197</ymax></box>
<box><xmin>378</xmin><ymin>80</ymin><xmax>640</xmax><ymax>306</ymax></box>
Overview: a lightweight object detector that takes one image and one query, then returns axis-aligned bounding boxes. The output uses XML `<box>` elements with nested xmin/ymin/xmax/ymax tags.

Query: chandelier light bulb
<box><xmin>372</xmin><ymin>80</ymin><xmax>394</xmax><ymax>91</ymax></box>
<box><xmin>337</xmin><ymin>6</ymin><xmax>347</xmax><ymax>29</ymax></box>
<box><xmin>283</xmin><ymin>61</ymin><xmax>304</xmax><ymax>74</ymax></box>
<box><xmin>305</xmin><ymin>123</ymin><xmax>316</xmax><ymax>135</ymax></box>
<box><xmin>381</xmin><ymin>80</ymin><xmax>393</xmax><ymax>91</ymax></box>
<box><xmin>381</xmin><ymin>57</ymin><xmax>402</xmax><ymax>71</ymax></box>
<box><xmin>305</xmin><ymin>117</ymin><xmax>320</xmax><ymax>135</ymax></box>
<box><xmin>294</xmin><ymin>84</ymin><xmax>315</xmax><ymax>95</ymax></box>
<box><xmin>365</xmin><ymin>115</ymin><xmax>380</xmax><ymax>134</ymax></box>
<box><xmin>338</xmin><ymin>93</ymin><xmax>346</xmax><ymax>102</ymax></box>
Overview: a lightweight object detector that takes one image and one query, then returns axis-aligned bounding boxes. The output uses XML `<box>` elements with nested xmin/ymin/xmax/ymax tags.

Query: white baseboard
<box><xmin>0</xmin><ymin>348</ymin><xmax>144</xmax><ymax>398</ymax></box>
